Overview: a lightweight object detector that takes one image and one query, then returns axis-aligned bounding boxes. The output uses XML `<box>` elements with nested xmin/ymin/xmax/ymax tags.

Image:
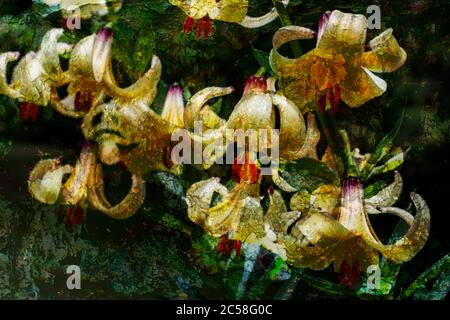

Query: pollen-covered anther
<box><xmin>183</xmin><ymin>16</ymin><xmax>212</xmax><ymax>39</ymax></box>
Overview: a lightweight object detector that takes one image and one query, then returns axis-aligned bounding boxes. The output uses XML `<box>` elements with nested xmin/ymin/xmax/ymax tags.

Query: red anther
<box><xmin>234</xmin><ymin>240</ymin><xmax>241</xmax><ymax>257</ymax></box>
<box><xmin>326</xmin><ymin>83</ymin><xmax>335</xmax><ymax>112</ymax></box>
<box><xmin>204</xmin><ymin>17</ymin><xmax>211</xmax><ymax>38</ymax></box>
<box><xmin>338</xmin><ymin>260</ymin><xmax>361</xmax><ymax>287</ymax></box>
<box><xmin>19</xmin><ymin>103</ymin><xmax>39</xmax><ymax>123</ymax></box>
<box><xmin>75</xmin><ymin>91</ymin><xmax>94</xmax><ymax>112</ymax></box>
<box><xmin>72</xmin><ymin>207</ymin><xmax>84</xmax><ymax>226</ymax></box>
<box><xmin>332</xmin><ymin>84</ymin><xmax>341</xmax><ymax>113</ymax></box>
<box><xmin>65</xmin><ymin>206</ymin><xmax>84</xmax><ymax>230</ymax></box>
<box><xmin>183</xmin><ymin>16</ymin><xmax>193</xmax><ymax>33</ymax></box>
<box><xmin>196</xmin><ymin>17</ymin><xmax>204</xmax><ymax>40</ymax></box>
<box><xmin>317</xmin><ymin>95</ymin><xmax>327</xmax><ymax>113</ymax></box>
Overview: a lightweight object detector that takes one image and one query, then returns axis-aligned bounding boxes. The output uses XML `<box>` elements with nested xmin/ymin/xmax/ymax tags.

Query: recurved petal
<box><xmin>186</xmin><ymin>177</ymin><xmax>230</xmax><ymax>229</ymax></box>
<box><xmin>361</xmin><ymin>28</ymin><xmax>407</xmax><ymax>73</ymax></box>
<box><xmin>316</xmin><ymin>10</ymin><xmax>367</xmax><ymax>51</ymax></box>
<box><xmin>87</xmin><ymin>164</ymin><xmax>146</xmax><ymax>219</ymax></box>
<box><xmin>363</xmin><ymin>193</ymin><xmax>431</xmax><ymax>264</ymax></box>
<box><xmin>38</xmin><ymin>28</ymin><xmax>66</xmax><ymax>81</ymax></box>
<box><xmin>0</xmin><ymin>52</ymin><xmax>20</xmax><ymax>98</ymax></box>
<box><xmin>341</xmin><ymin>66</ymin><xmax>387</xmax><ymax>108</ymax></box>
<box><xmin>169</xmin><ymin>0</ymin><xmax>210</xmax><ymax>19</ymax></box>
<box><xmin>269</xmin><ymin>25</ymin><xmax>316</xmax><ymax>73</ymax></box>
<box><xmin>365</xmin><ymin>171</ymin><xmax>403</xmax><ymax>212</ymax></box>
<box><xmin>226</xmin><ymin>92</ymin><xmax>274</xmax><ymax>132</ymax></box>
<box><xmin>287</xmin><ymin>112</ymin><xmax>320</xmax><ymax>160</ymax></box>
<box><xmin>184</xmin><ymin>86</ymin><xmax>234</xmax><ymax>130</ymax></box>
<box><xmin>28</xmin><ymin>159</ymin><xmax>73</xmax><ymax>204</ymax></box>
<box><xmin>272</xmin><ymin>94</ymin><xmax>306</xmax><ymax>160</ymax></box>
<box><xmin>239</xmin><ymin>7</ymin><xmax>278</xmax><ymax>28</ymax></box>
<box><xmin>104</xmin><ymin>55</ymin><xmax>162</xmax><ymax>104</ymax></box>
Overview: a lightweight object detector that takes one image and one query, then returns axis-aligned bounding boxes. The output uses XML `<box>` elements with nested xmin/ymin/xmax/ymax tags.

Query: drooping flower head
<box><xmin>271</xmin><ymin>10</ymin><xmax>407</xmax><ymax>111</ymax></box>
<box><xmin>170</xmin><ymin>0</ymin><xmax>289</xmax><ymax>39</ymax></box>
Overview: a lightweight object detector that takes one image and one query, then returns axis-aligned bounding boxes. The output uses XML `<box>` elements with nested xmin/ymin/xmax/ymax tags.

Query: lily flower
<box><xmin>170</xmin><ymin>0</ymin><xmax>290</xmax><ymax>39</ymax></box>
<box><xmin>186</xmin><ymin>151</ymin><xmax>286</xmax><ymax>257</ymax></box>
<box><xmin>273</xmin><ymin>172</ymin><xmax>430</xmax><ymax>283</ymax></box>
<box><xmin>28</xmin><ymin>142</ymin><xmax>147</xmax><ymax>220</ymax></box>
<box><xmin>0</xmin><ymin>29</ymin><xmax>71</xmax><ymax>106</ymax></box>
<box><xmin>43</xmin><ymin>0</ymin><xmax>122</xmax><ymax>19</ymax></box>
<box><xmin>270</xmin><ymin>10</ymin><xmax>407</xmax><ymax>111</ymax></box>
<box><xmin>1</xmin><ymin>28</ymin><xmax>163</xmax><ymax>119</ymax></box>
<box><xmin>161</xmin><ymin>83</ymin><xmax>185</xmax><ymax>128</ymax></box>
<box><xmin>184</xmin><ymin>75</ymin><xmax>320</xmax><ymax>168</ymax></box>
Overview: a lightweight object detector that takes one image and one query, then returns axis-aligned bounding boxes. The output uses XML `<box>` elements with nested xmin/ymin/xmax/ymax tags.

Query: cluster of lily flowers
<box><xmin>0</xmin><ymin>1</ymin><xmax>430</xmax><ymax>288</ymax></box>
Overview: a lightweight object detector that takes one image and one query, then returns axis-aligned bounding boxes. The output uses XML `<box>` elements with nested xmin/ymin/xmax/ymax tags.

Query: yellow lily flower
<box><xmin>270</xmin><ymin>10</ymin><xmax>407</xmax><ymax>111</ymax></box>
<box><xmin>170</xmin><ymin>0</ymin><xmax>289</xmax><ymax>39</ymax></box>
<box><xmin>274</xmin><ymin>173</ymin><xmax>430</xmax><ymax>278</ymax></box>
<box><xmin>186</xmin><ymin>151</ymin><xmax>286</xmax><ymax>257</ymax></box>
<box><xmin>28</xmin><ymin>143</ymin><xmax>146</xmax><ymax>220</ymax></box>
<box><xmin>0</xmin><ymin>28</ymin><xmax>163</xmax><ymax>119</ymax></box>
<box><xmin>184</xmin><ymin>76</ymin><xmax>319</xmax><ymax>168</ymax></box>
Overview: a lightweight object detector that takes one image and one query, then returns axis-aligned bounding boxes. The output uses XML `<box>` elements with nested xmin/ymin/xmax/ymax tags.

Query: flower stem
<box><xmin>272</xmin><ymin>0</ymin><xmax>302</xmax><ymax>56</ymax></box>
<box><xmin>338</xmin><ymin>129</ymin><xmax>360</xmax><ymax>178</ymax></box>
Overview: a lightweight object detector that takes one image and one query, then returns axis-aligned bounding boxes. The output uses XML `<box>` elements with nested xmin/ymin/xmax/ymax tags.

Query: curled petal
<box><xmin>28</xmin><ymin>159</ymin><xmax>73</xmax><ymax>204</ymax></box>
<box><xmin>271</xmin><ymin>167</ymin><xmax>298</xmax><ymax>193</ymax></box>
<box><xmin>38</xmin><ymin>28</ymin><xmax>67</xmax><ymax>81</ymax></box>
<box><xmin>184</xmin><ymin>86</ymin><xmax>234</xmax><ymax>130</ymax></box>
<box><xmin>104</xmin><ymin>55</ymin><xmax>162</xmax><ymax>104</ymax></box>
<box><xmin>0</xmin><ymin>52</ymin><xmax>21</xmax><ymax>98</ymax></box>
<box><xmin>87</xmin><ymin>164</ymin><xmax>146</xmax><ymax>219</ymax></box>
<box><xmin>50</xmin><ymin>91</ymin><xmax>87</xmax><ymax>119</ymax></box>
<box><xmin>363</xmin><ymin>193</ymin><xmax>431</xmax><ymax>264</ymax></box>
<box><xmin>341</xmin><ymin>66</ymin><xmax>387</xmax><ymax>108</ymax></box>
<box><xmin>365</xmin><ymin>171</ymin><xmax>403</xmax><ymax>212</ymax></box>
<box><xmin>270</xmin><ymin>25</ymin><xmax>316</xmax><ymax>72</ymax></box>
<box><xmin>272</xmin><ymin>94</ymin><xmax>306</xmax><ymax>160</ymax></box>
<box><xmin>239</xmin><ymin>7</ymin><xmax>279</xmax><ymax>28</ymax></box>
<box><xmin>186</xmin><ymin>177</ymin><xmax>230</xmax><ymax>229</ymax></box>
<box><xmin>287</xmin><ymin>112</ymin><xmax>320</xmax><ymax>160</ymax></box>
<box><xmin>316</xmin><ymin>10</ymin><xmax>367</xmax><ymax>51</ymax></box>
<box><xmin>169</xmin><ymin>0</ymin><xmax>212</xmax><ymax>20</ymax></box>
<box><xmin>68</xmin><ymin>34</ymin><xmax>97</xmax><ymax>79</ymax></box>
<box><xmin>361</xmin><ymin>28</ymin><xmax>407</xmax><ymax>73</ymax></box>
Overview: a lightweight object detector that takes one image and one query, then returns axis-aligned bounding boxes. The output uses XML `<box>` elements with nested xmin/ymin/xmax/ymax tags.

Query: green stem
<box><xmin>339</xmin><ymin>129</ymin><xmax>360</xmax><ymax>178</ymax></box>
<box><xmin>272</xmin><ymin>0</ymin><xmax>302</xmax><ymax>56</ymax></box>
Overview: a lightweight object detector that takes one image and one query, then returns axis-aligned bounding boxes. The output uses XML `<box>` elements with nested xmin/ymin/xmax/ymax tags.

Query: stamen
<box><xmin>204</xmin><ymin>17</ymin><xmax>211</xmax><ymax>39</ymax></box>
<box><xmin>317</xmin><ymin>94</ymin><xmax>326</xmax><ymax>113</ymax></box>
<box><xmin>197</xmin><ymin>17</ymin><xmax>204</xmax><ymax>40</ymax></box>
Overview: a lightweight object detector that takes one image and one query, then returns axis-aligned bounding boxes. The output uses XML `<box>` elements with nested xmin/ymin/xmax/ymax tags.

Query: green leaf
<box><xmin>280</xmin><ymin>158</ymin><xmax>340</xmax><ymax>192</ymax></box>
<box><xmin>398</xmin><ymin>254</ymin><xmax>450</xmax><ymax>300</ymax></box>
<box><xmin>251</xmin><ymin>46</ymin><xmax>274</xmax><ymax>76</ymax></box>
<box><xmin>361</xmin><ymin>110</ymin><xmax>405</xmax><ymax>181</ymax></box>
